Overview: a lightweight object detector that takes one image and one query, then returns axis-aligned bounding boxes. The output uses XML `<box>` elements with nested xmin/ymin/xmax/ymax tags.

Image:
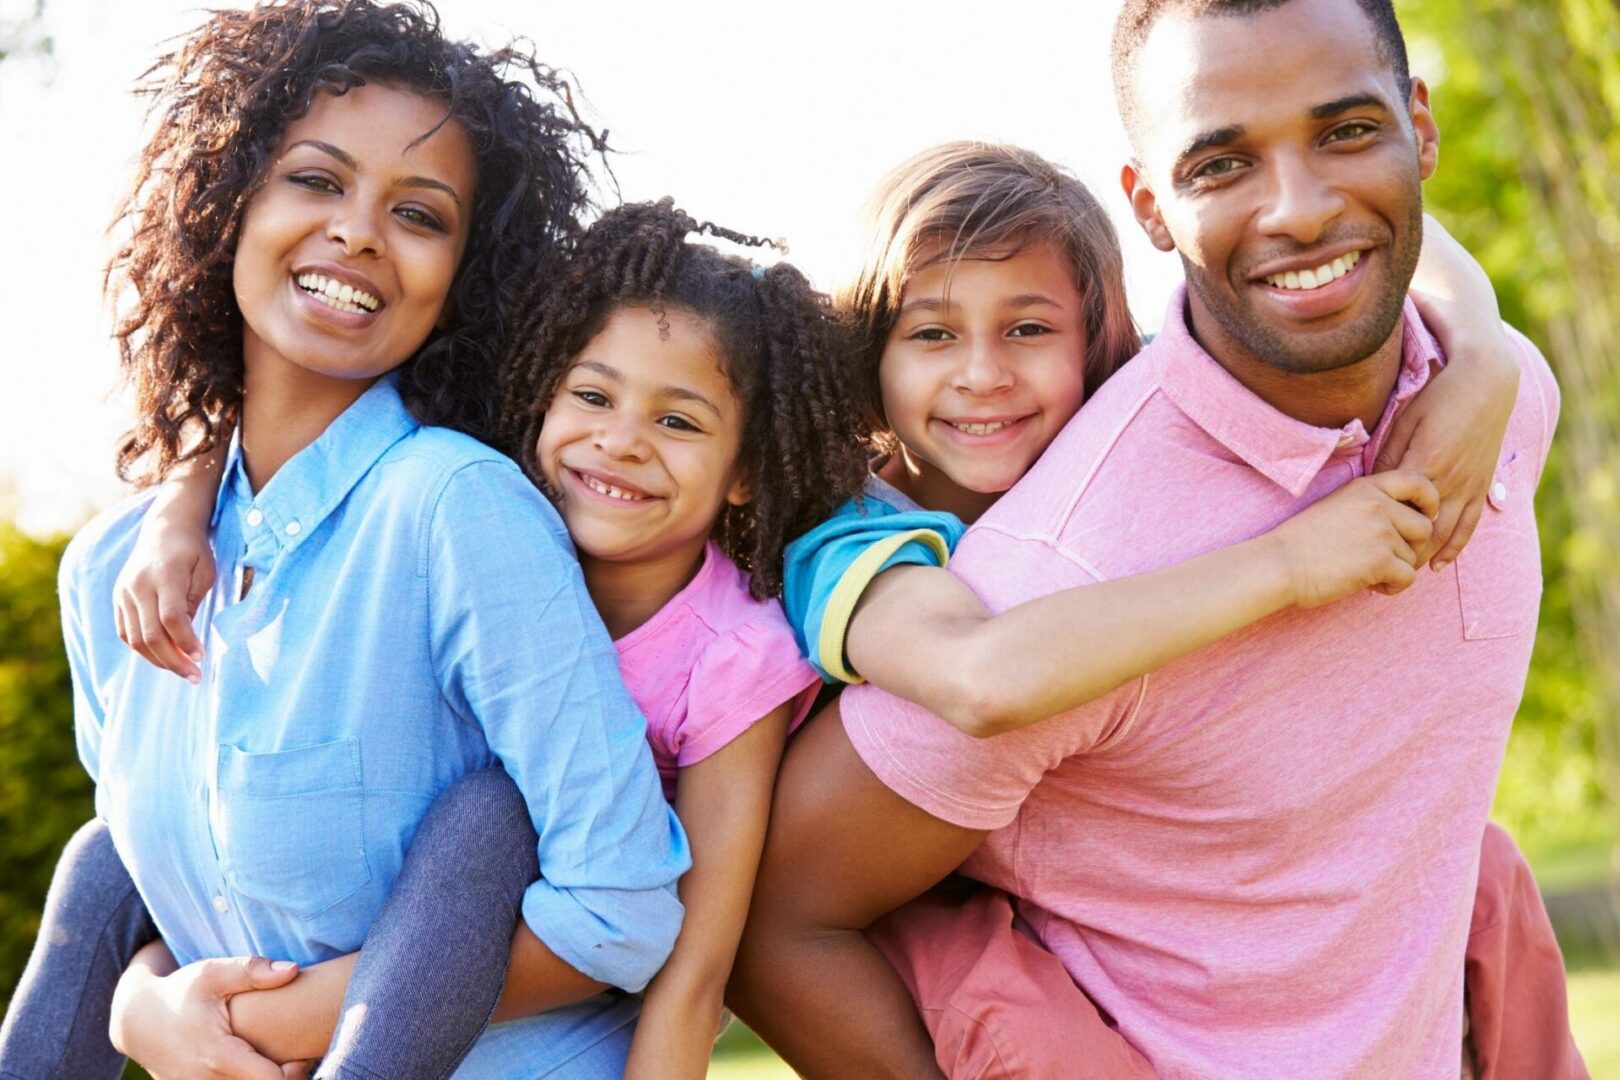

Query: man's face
<box><xmin>1121</xmin><ymin>0</ymin><xmax>1439</xmax><ymax>374</ymax></box>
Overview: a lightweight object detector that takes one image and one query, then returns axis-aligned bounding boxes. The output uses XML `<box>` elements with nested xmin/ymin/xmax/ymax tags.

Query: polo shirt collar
<box><xmin>210</xmin><ymin>373</ymin><xmax>420</xmax><ymax>551</ymax></box>
<box><xmin>1153</xmin><ymin>286</ymin><xmax>1441</xmax><ymax>497</ymax></box>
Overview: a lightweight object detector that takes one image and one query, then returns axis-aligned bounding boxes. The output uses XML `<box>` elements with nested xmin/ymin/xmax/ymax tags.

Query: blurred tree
<box><xmin>1406</xmin><ymin>0</ymin><xmax>1620</xmax><ymax>869</ymax></box>
<box><xmin>0</xmin><ymin>0</ymin><xmax>51</xmax><ymax>68</ymax></box>
<box><xmin>0</xmin><ymin>521</ymin><xmax>90</xmax><ymax>1009</ymax></box>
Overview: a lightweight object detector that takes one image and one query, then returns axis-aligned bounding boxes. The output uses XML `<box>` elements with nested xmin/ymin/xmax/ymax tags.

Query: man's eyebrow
<box><xmin>1311</xmin><ymin>93</ymin><xmax>1390</xmax><ymax>120</ymax></box>
<box><xmin>286</xmin><ymin>140</ymin><xmax>463</xmax><ymax>208</ymax></box>
<box><xmin>1176</xmin><ymin>125</ymin><xmax>1244</xmax><ymax>167</ymax></box>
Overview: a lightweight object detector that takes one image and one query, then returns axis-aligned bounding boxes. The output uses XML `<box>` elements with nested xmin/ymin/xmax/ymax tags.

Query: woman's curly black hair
<box><xmin>497</xmin><ymin>199</ymin><xmax>872</xmax><ymax>599</ymax></box>
<box><xmin>108</xmin><ymin>0</ymin><xmax>608</xmax><ymax>483</ymax></box>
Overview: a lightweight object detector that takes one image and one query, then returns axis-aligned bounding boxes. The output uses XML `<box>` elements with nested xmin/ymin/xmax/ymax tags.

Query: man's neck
<box><xmin>1187</xmin><ymin>303</ymin><xmax>1408</xmax><ymax>433</ymax></box>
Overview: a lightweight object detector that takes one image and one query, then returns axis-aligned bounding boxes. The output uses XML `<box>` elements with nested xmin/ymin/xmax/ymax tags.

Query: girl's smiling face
<box><xmin>877</xmin><ymin>243</ymin><xmax>1088</xmax><ymax>522</ymax></box>
<box><xmin>537</xmin><ymin>304</ymin><xmax>750</xmax><ymax>570</ymax></box>
<box><xmin>233</xmin><ymin>83</ymin><xmax>476</xmax><ymax>384</ymax></box>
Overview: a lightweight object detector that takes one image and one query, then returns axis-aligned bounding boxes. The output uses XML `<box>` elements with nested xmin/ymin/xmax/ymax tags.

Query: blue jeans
<box><xmin>0</xmin><ymin>768</ymin><xmax>537</xmax><ymax>1080</ymax></box>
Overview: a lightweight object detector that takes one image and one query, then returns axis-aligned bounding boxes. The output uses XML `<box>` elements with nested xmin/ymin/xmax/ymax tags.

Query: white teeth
<box><xmin>949</xmin><ymin>420</ymin><xmax>1014</xmax><ymax>435</ymax></box>
<box><xmin>578</xmin><ymin>473</ymin><xmax>645</xmax><ymax>501</ymax></box>
<box><xmin>294</xmin><ymin>273</ymin><xmax>380</xmax><ymax>312</ymax></box>
<box><xmin>1264</xmin><ymin>249</ymin><xmax>1361</xmax><ymax>291</ymax></box>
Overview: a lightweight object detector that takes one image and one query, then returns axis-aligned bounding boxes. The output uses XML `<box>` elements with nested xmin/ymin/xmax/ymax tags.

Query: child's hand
<box><xmin>110</xmin><ymin>952</ymin><xmax>301</xmax><ymax>1080</ymax></box>
<box><xmin>1269</xmin><ymin>470</ymin><xmax>1439</xmax><ymax>609</ymax></box>
<box><xmin>113</xmin><ymin>516</ymin><xmax>216</xmax><ymax>683</ymax></box>
<box><xmin>1372</xmin><ymin>314</ymin><xmax>1518</xmax><ymax>573</ymax></box>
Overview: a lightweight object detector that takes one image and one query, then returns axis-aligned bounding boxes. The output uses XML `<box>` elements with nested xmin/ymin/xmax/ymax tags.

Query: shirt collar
<box><xmin>211</xmin><ymin>373</ymin><xmax>420</xmax><ymax>550</ymax></box>
<box><xmin>1151</xmin><ymin>286</ymin><xmax>1440</xmax><ymax>497</ymax></box>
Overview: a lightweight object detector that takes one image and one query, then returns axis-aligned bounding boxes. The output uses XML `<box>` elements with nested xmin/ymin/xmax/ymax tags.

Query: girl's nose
<box><xmin>953</xmin><ymin>338</ymin><xmax>1016</xmax><ymax>396</ymax></box>
<box><xmin>593</xmin><ymin>418</ymin><xmax>651</xmax><ymax>461</ymax></box>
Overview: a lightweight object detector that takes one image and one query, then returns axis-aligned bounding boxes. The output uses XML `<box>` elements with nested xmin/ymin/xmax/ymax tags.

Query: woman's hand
<box><xmin>113</xmin><ymin>508</ymin><xmax>217</xmax><ymax>682</ymax></box>
<box><xmin>1267</xmin><ymin>470</ymin><xmax>1439</xmax><ymax>609</ymax></box>
<box><xmin>110</xmin><ymin>944</ymin><xmax>310</xmax><ymax>1079</ymax></box>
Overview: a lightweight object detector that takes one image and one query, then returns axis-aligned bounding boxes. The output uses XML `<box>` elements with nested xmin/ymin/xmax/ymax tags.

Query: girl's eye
<box><xmin>908</xmin><ymin>326</ymin><xmax>954</xmax><ymax>343</ymax></box>
<box><xmin>289</xmin><ymin>173</ymin><xmax>340</xmax><ymax>194</ymax></box>
<box><xmin>396</xmin><ymin>205</ymin><xmax>448</xmax><ymax>233</ymax></box>
<box><xmin>572</xmin><ymin>389</ymin><xmax>609</xmax><ymax>407</ymax></box>
<box><xmin>657</xmin><ymin>415</ymin><xmax>701</xmax><ymax>433</ymax></box>
<box><xmin>1009</xmin><ymin>322</ymin><xmax>1052</xmax><ymax>339</ymax></box>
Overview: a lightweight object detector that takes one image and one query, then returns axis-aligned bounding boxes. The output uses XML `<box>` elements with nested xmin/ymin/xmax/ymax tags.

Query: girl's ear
<box><xmin>725</xmin><ymin>473</ymin><xmax>752</xmax><ymax>507</ymax></box>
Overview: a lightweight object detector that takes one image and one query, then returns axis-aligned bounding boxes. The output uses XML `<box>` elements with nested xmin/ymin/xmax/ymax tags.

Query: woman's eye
<box><xmin>657</xmin><ymin>415</ymin><xmax>700</xmax><ymax>433</ymax></box>
<box><xmin>396</xmin><ymin>206</ymin><xmax>447</xmax><ymax>233</ymax></box>
<box><xmin>573</xmin><ymin>389</ymin><xmax>609</xmax><ymax>407</ymax></box>
<box><xmin>289</xmin><ymin>173</ymin><xmax>340</xmax><ymax>193</ymax></box>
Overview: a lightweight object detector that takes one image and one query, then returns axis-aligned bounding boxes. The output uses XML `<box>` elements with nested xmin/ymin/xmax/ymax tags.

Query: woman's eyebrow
<box><xmin>285</xmin><ymin>139</ymin><xmax>463</xmax><ymax>207</ymax></box>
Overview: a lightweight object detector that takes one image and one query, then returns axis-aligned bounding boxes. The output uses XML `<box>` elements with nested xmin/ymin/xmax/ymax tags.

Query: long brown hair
<box><xmin>841</xmin><ymin>141</ymin><xmax>1140</xmax><ymax>436</ymax></box>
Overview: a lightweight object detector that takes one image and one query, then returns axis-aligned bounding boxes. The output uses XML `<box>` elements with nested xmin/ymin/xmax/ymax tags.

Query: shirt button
<box><xmin>212</xmin><ymin>894</ymin><xmax>229</xmax><ymax>914</ymax></box>
<box><xmin>245</xmin><ymin>509</ymin><xmax>264</xmax><ymax>527</ymax></box>
<box><xmin>1490</xmin><ymin>481</ymin><xmax>1509</xmax><ymax>506</ymax></box>
<box><xmin>285</xmin><ymin>520</ymin><xmax>302</xmax><ymax>536</ymax></box>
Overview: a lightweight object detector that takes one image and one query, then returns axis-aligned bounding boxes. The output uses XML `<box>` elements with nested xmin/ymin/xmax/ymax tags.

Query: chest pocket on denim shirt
<box><xmin>1455</xmin><ymin>448</ymin><xmax>1543</xmax><ymax>641</ymax></box>
<box><xmin>212</xmin><ymin>738</ymin><xmax>371</xmax><ymax>919</ymax></box>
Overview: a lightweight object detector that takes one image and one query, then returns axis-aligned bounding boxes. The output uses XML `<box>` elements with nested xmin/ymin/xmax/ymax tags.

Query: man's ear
<box><xmin>1122</xmin><ymin>162</ymin><xmax>1176</xmax><ymax>253</ymax></box>
<box><xmin>1408</xmin><ymin>77</ymin><xmax>1440</xmax><ymax>181</ymax></box>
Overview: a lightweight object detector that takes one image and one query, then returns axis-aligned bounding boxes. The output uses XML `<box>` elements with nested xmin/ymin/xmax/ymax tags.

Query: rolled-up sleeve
<box><xmin>425</xmin><ymin>461</ymin><xmax>689</xmax><ymax>991</ymax></box>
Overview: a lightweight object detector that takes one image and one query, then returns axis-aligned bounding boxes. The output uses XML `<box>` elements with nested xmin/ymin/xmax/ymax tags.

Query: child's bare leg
<box><xmin>0</xmin><ymin>818</ymin><xmax>157</xmax><ymax>1080</ymax></box>
<box><xmin>1464</xmin><ymin>822</ymin><xmax>1589</xmax><ymax>1080</ymax></box>
<box><xmin>317</xmin><ymin>767</ymin><xmax>538</xmax><ymax>1080</ymax></box>
<box><xmin>868</xmin><ymin>883</ymin><xmax>1157</xmax><ymax>1080</ymax></box>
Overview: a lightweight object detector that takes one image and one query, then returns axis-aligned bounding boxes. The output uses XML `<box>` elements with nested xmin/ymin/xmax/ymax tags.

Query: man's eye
<box><xmin>1326</xmin><ymin>122</ymin><xmax>1378</xmax><ymax>143</ymax></box>
<box><xmin>1196</xmin><ymin>157</ymin><xmax>1242</xmax><ymax>179</ymax></box>
<box><xmin>573</xmin><ymin>390</ymin><xmax>609</xmax><ymax>407</ymax></box>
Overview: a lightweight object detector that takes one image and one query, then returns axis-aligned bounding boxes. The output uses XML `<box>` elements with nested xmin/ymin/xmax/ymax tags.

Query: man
<box><xmin>730</xmin><ymin>1</ymin><xmax>1578</xmax><ymax>1076</ymax></box>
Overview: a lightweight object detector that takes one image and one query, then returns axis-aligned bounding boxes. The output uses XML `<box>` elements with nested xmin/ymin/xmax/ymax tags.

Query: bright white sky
<box><xmin>0</xmin><ymin>0</ymin><xmax>1189</xmax><ymax>534</ymax></box>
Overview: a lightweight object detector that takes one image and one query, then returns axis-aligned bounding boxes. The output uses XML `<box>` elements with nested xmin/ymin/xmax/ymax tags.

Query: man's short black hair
<box><xmin>1110</xmin><ymin>0</ymin><xmax>1413</xmax><ymax>153</ymax></box>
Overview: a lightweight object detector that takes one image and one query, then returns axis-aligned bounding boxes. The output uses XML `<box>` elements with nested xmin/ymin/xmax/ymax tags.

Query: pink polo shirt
<box><xmin>843</xmin><ymin>291</ymin><xmax>1558</xmax><ymax>1079</ymax></box>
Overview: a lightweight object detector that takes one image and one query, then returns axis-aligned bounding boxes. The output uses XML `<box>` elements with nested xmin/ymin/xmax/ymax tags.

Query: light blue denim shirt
<box><xmin>60</xmin><ymin>376</ymin><xmax>690</xmax><ymax>1075</ymax></box>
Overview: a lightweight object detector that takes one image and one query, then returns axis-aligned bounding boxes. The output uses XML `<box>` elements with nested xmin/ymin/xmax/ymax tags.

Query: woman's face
<box><xmin>877</xmin><ymin>243</ymin><xmax>1088</xmax><ymax>522</ymax></box>
<box><xmin>233</xmin><ymin>83</ymin><xmax>477</xmax><ymax>384</ymax></box>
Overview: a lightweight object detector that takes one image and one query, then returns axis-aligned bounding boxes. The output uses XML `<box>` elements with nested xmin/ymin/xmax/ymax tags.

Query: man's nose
<box><xmin>1255</xmin><ymin>152</ymin><xmax>1345</xmax><ymax>246</ymax></box>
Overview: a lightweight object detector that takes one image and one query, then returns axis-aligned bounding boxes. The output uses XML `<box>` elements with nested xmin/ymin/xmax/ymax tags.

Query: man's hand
<box><xmin>110</xmin><ymin>950</ymin><xmax>310</xmax><ymax>1079</ymax></box>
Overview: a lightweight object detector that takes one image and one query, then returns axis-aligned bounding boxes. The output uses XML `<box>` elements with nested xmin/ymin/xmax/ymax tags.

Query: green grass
<box><xmin>1569</xmin><ymin>966</ymin><xmax>1620</xmax><ymax>1079</ymax></box>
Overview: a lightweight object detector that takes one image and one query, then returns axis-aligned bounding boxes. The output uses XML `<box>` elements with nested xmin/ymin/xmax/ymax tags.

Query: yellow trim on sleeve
<box><xmin>817</xmin><ymin>528</ymin><xmax>953</xmax><ymax>685</ymax></box>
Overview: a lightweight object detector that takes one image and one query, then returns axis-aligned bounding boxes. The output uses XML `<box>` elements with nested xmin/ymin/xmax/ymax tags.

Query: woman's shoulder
<box><xmin>59</xmin><ymin>490</ymin><xmax>159</xmax><ymax>603</ymax></box>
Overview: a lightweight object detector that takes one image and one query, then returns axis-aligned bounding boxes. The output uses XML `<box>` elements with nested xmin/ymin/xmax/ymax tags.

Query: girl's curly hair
<box><xmin>497</xmin><ymin>199</ymin><xmax>871</xmax><ymax>599</ymax></box>
<box><xmin>108</xmin><ymin>0</ymin><xmax>608</xmax><ymax>483</ymax></box>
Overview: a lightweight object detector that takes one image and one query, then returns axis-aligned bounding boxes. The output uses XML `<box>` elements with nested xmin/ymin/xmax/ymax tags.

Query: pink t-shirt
<box><xmin>617</xmin><ymin>542</ymin><xmax>820</xmax><ymax>802</ymax></box>
<box><xmin>843</xmin><ymin>292</ymin><xmax>1559</xmax><ymax>1079</ymax></box>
